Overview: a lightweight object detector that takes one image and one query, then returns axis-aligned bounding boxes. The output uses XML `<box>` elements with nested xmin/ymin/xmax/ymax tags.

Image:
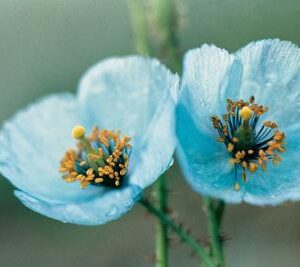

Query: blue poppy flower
<box><xmin>0</xmin><ymin>56</ymin><xmax>179</xmax><ymax>225</ymax></box>
<box><xmin>176</xmin><ymin>39</ymin><xmax>300</xmax><ymax>205</ymax></box>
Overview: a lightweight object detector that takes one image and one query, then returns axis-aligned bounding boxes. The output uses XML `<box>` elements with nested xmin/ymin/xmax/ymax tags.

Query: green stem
<box><xmin>215</xmin><ymin>200</ymin><xmax>225</xmax><ymax>229</ymax></box>
<box><xmin>128</xmin><ymin>0</ymin><xmax>151</xmax><ymax>55</ymax></box>
<box><xmin>154</xmin><ymin>175</ymin><xmax>168</xmax><ymax>267</ymax></box>
<box><xmin>140</xmin><ymin>198</ymin><xmax>214</xmax><ymax>267</ymax></box>
<box><xmin>148</xmin><ymin>2</ymin><xmax>181</xmax><ymax>262</ymax></box>
<box><xmin>203</xmin><ymin>197</ymin><xmax>225</xmax><ymax>267</ymax></box>
<box><xmin>151</xmin><ymin>0</ymin><xmax>181</xmax><ymax>72</ymax></box>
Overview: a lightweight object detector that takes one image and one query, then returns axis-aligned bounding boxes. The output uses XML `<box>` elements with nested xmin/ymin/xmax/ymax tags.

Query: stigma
<box><xmin>212</xmin><ymin>96</ymin><xmax>286</xmax><ymax>191</ymax></box>
<box><xmin>59</xmin><ymin>125</ymin><xmax>132</xmax><ymax>189</ymax></box>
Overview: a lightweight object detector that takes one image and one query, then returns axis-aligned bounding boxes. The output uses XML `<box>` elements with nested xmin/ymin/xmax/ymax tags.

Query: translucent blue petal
<box><xmin>236</xmin><ymin>39</ymin><xmax>300</xmax><ymax>130</ymax></box>
<box><xmin>14</xmin><ymin>184</ymin><xmax>142</xmax><ymax>225</ymax></box>
<box><xmin>0</xmin><ymin>93</ymin><xmax>101</xmax><ymax>203</ymax></box>
<box><xmin>243</xmin><ymin>129</ymin><xmax>300</xmax><ymax>205</ymax></box>
<box><xmin>177</xmin><ymin>105</ymin><xmax>300</xmax><ymax>205</ymax></box>
<box><xmin>176</xmin><ymin>104</ymin><xmax>242</xmax><ymax>203</ymax></box>
<box><xmin>0</xmin><ymin>56</ymin><xmax>178</xmax><ymax>224</ymax></box>
<box><xmin>181</xmin><ymin>45</ymin><xmax>243</xmax><ymax>135</ymax></box>
<box><xmin>78</xmin><ymin>56</ymin><xmax>179</xmax><ymax>188</ymax></box>
<box><xmin>177</xmin><ymin>45</ymin><xmax>244</xmax><ymax>203</ymax></box>
<box><xmin>178</xmin><ymin>40</ymin><xmax>300</xmax><ymax>205</ymax></box>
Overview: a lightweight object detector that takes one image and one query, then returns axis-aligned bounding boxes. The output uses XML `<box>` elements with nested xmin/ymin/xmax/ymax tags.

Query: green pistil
<box><xmin>78</xmin><ymin>136</ymin><xmax>106</xmax><ymax>168</ymax></box>
<box><xmin>234</xmin><ymin>125</ymin><xmax>255</xmax><ymax>152</ymax></box>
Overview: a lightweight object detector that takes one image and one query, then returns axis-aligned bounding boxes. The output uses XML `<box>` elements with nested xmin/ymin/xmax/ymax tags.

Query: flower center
<box><xmin>211</xmin><ymin>96</ymin><xmax>286</xmax><ymax>191</ymax></box>
<box><xmin>59</xmin><ymin>125</ymin><xmax>131</xmax><ymax>189</ymax></box>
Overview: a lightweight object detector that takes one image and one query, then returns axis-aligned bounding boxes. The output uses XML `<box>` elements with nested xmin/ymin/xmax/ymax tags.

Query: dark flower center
<box><xmin>60</xmin><ymin>126</ymin><xmax>131</xmax><ymax>189</ymax></box>
<box><xmin>211</xmin><ymin>96</ymin><xmax>286</xmax><ymax>191</ymax></box>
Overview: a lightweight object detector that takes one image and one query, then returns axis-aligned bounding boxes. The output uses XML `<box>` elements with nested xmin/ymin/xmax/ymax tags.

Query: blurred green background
<box><xmin>0</xmin><ymin>0</ymin><xmax>300</xmax><ymax>266</ymax></box>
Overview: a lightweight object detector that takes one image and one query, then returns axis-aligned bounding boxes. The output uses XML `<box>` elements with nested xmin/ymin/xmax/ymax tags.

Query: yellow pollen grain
<box><xmin>86</xmin><ymin>168</ymin><xmax>94</xmax><ymax>176</ymax></box>
<box><xmin>264</xmin><ymin>121</ymin><xmax>278</xmax><ymax>129</ymax></box>
<box><xmin>95</xmin><ymin>178</ymin><xmax>104</xmax><ymax>183</ymax></box>
<box><xmin>211</xmin><ymin>97</ymin><xmax>287</xmax><ymax>190</ymax></box>
<box><xmin>235</xmin><ymin>151</ymin><xmax>246</xmax><ymax>161</ymax></box>
<box><xmin>259</xmin><ymin>149</ymin><xmax>265</xmax><ymax>157</ymax></box>
<box><xmin>227</xmin><ymin>143</ymin><xmax>234</xmax><ymax>152</ymax></box>
<box><xmin>61</xmin><ymin>126</ymin><xmax>132</xmax><ymax>189</ymax></box>
<box><xmin>249</xmin><ymin>162</ymin><xmax>258</xmax><ymax>173</ymax></box>
<box><xmin>120</xmin><ymin>169</ymin><xmax>127</xmax><ymax>176</ymax></box>
<box><xmin>234</xmin><ymin>182</ymin><xmax>240</xmax><ymax>191</ymax></box>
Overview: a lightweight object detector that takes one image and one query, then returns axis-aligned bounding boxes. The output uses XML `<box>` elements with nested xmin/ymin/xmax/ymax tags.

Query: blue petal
<box><xmin>176</xmin><ymin>104</ymin><xmax>242</xmax><ymax>203</ymax></box>
<box><xmin>243</xmin><ymin>129</ymin><xmax>300</xmax><ymax>205</ymax></box>
<box><xmin>236</xmin><ymin>39</ymin><xmax>300</xmax><ymax>130</ymax></box>
<box><xmin>177</xmin><ymin>45</ymin><xmax>244</xmax><ymax>203</ymax></box>
<box><xmin>0</xmin><ymin>93</ymin><xmax>101</xmax><ymax>203</ymax></box>
<box><xmin>181</xmin><ymin>44</ymin><xmax>243</xmax><ymax>135</ymax></box>
<box><xmin>177</xmin><ymin>106</ymin><xmax>300</xmax><ymax>205</ymax></box>
<box><xmin>178</xmin><ymin>40</ymin><xmax>300</xmax><ymax>205</ymax></box>
<box><xmin>14</xmin><ymin>184</ymin><xmax>142</xmax><ymax>225</ymax></box>
<box><xmin>78</xmin><ymin>56</ymin><xmax>179</xmax><ymax>188</ymax></box>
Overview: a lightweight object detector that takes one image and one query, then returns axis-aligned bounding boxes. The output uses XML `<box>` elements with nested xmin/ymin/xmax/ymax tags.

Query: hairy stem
<box><xmin>203</xmin><ymin>197</ymin><xmax>225</xmax><ymax>267</ymax></box>
<box><xmin>154</xmin><ymin>175</ymin><xmax>168</xmax><ymax>267</ymax></box>
<box><xmin>140</xmin><ymin>198</ymin><xmax>214</xmax><ymax>267</ymax></box>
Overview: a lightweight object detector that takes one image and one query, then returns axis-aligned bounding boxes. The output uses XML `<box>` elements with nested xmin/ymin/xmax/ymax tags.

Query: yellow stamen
<box><xmin>242</xmin><ymin>161</ymin><xmax>247</xmax><ymax>168</ymax></box>
<box><xmin>212</xmin><ymin>96</ymin><xmax>286</xmax><ymax>191</ymax></box>
<box><xmin>264</xmin><ymin>121</ymin><xmax>278</xmax><ymax>129</ymax></box>
<box><xmin>95</xmin><ymin>178</ymin><xmax>104</xmax><ymax>183</ymax></box>
<box><xmin>249</xmin><ymin>162</ymin><xmax>258</xmax><ymax>173</ymax></box>
<box><xmin>60</xmin><ymin>126</ymin><xmax>131</xmax><ymax>189</ymax></box>
<box><xmin>247</xmin><ymin>149</ymin><xmax>254</xmax><ymax>155</ymax></box>
<box><xmin>227</xmin><ymin>143</ymin><xmax>234</xmax><ymax>152</ymax></box>
<box><xmin>234</xmin><ymin>182</ymin><xmax>240</xmax><ymax>191</ymax></box>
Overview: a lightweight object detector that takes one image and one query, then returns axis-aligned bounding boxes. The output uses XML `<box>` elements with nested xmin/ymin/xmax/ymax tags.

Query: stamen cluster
<box><xmin>211</xmin><ymin>97</ymin><xmax>286</xmax><ymax>190</ymax></box>
<box><xmin>60</xmin><ymin>127</ymin><xmax>131</xmax><ymax>189</ymax></box>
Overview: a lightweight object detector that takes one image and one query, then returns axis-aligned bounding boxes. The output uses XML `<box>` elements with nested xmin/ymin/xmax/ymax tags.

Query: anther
<box><xmin>234</xmin><ymin>182</ymin><xmax>240</xmax><ymax>191</ymax></box>
<box><xmin>211</xmin><ymin>97</ymin><xmax>286</xmax><ymax>191</ymax></box>
<box><xmin>227</xmin><ymin>143</ymin><xmax>234</xmax><ymax>152</ymax></box>
<box><xmin>61</xmin><ymin>126</ymin><xmax>132</xmax><ymax>189</ymax></box>
<box><xmin>249</xmin><ymin>162</ymin><xmax>258</xmax><ymax>173</ymax></box>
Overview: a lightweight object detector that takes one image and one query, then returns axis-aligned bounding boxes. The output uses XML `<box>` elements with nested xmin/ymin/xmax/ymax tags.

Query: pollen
<box><xmin>249</xmin><ymin>162</ymin><xmax>258</xmax><ymax>173</ymax></box>
<box><xmin>234</xmin><ymin>182</ymin><xmax>240</xmax><ymax>191</ymax></box>
<box><xmin>211</xmin><ymin>96</ymin><xmax>286</xmax><ymax>190</ymax></box>
<box><xmin>60</xmin><ymin>126</ymin><xmax>132</xmax><ymax>189</ymax></box>
<box><xmin>227</xmin><ymin>143</ymin><xmax>234</xmax><ymax>152</ymax></box>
